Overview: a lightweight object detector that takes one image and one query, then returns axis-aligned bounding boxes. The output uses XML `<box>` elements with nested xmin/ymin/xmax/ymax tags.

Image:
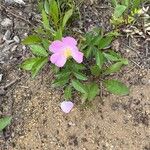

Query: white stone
<box><xmin>3</xmin><ymin>30</ymin><xmax>11</xmax><ymax>41</ymax></box>
<box><xmin>1</xmin><ymin>18</ymin><xmax>12</xmax><ymax>27</ymax></box>
<box><xmin>13</xmin><ymin>36</ymin><xmax>20</xmax><ymax>43</ymax></box>
<box><xmin>0</xmin><ymin>74</ymin><xmax>3</xmax><ymax>82</ymax></box>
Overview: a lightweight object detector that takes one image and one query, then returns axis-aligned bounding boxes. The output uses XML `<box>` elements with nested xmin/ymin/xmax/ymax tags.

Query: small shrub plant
<box><xmin>21</xmin><ymin>0</ymin><xmax>130</xmax><ymax>112</ymax></box>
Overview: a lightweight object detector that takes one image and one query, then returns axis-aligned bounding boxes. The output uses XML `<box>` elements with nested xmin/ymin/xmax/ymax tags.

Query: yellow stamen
<box><xmin>64</xmin><ymin>48</ymin><xmax>72</xmax><ymax>58</ymax></box>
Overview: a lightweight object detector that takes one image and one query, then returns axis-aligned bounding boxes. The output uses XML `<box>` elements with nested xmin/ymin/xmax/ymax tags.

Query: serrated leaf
<box><xmin>99</xmin><ymin>36</ymin><xmax>113</xmax><ymax>49</ymax></box>
<box><xmin>104</xmin><ymin>62</ymin><xmax>124</xmax><ymax>75</ymax></box>
<box><xmin>64</xmin><ymin>85</ymin><xmax>72</xmax><ymax>99</ymax></box>
<box><xmin>72</xmin><ymin>80</ymin><xmax>87</xmax><ymax>94</ymax></box>
<box><xmin>88</xmin><ymin>83</ymin><xmax>99</xmax><ymax>101</ymax></box>
<box><xmin>31</xmin><ymin>57</ymin><xmax>48</xmax><ymax>78</ymax></box>
<box><xmin>73</xmin><ymin>71</ymin><xmax>88</xmax><ymax>81</ymax></box>
<box><xmin>85</xmin><ymin>47</ymin><xmax>93</xmax><ymax>58</ymax></box>
<box><xmin>30</xmin><ymin>45</ymin><xmax>48</xmax><ymax>57</ymax></box>
<box><xmin>42</xmin><ymin>9</ymin><xmax>50</xmax><ymax>30</ymax></box>
<box><xmin>95</xmin><ymin>51</ymin><xmax>105</xmax><ymax>69</ymax></box>
<box><xmin>52</xmin><ymin>76</ymin><xmax>69</xmax><ymax>87</ymax></box>
<box><xmin>104</xmin><ymin>79</ymin><xmax>129</xmax><ymax>95</ymax></box>
<box><xmin>56</xmin><ymin>70</ymin><xmax>71</xmax><ymax>79</ymax></box>
<box><xmin>50</xmin><ymin>0</ymin><xmax>59</xmax><ymax>26</ymax></box>
<box><xmin>62</xmin><ymin>8</ymin><xmax>73</xmax><ymax>29</ymax></box>
<box><xmin>22</xmin><ymin>35</ymin><xmax>41</xmax><ymax>45</ymax></box>
<box><xmin>21</xmin><ymin>57</ymin><xmax>41</xmax><ymax>71</ymax></box>
<box><xmin>92</xmin><ymin>35</ymin><xmax>103</xmax><ymax>46</ymax></box>
<box><xmin>0</xmin><ymin>117</ymin><xmax>12</xmax><ymax>131</ymax></box>
<box><xmin>114</xmin><ymin>4</ymin><xmax>127</xmax><ymax>18</ymax></box>
<box><xmin>42</xmin><ymin>39</ymin><xmax>50</xmax><ymax>50</ymax></box>
<box><xmin>74</xmin><ymin>64</ymin><xmax>86</xmax><ymax>71</ymax></box>
<box><xmin>103</xmin><ymin>52</ymin><xmax>120</xmax><ymax>61</ymax></box>
<box><xmin>90</xmin><ymin>65</ymin><xmax>101</xmax><ymax>76</ymax></box>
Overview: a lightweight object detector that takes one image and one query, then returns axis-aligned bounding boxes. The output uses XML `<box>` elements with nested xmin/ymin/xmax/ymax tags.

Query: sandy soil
<box><xmin>0</xmin><ymin>0</ymin><xmax>150</xmax><ymax>150</ymax></box>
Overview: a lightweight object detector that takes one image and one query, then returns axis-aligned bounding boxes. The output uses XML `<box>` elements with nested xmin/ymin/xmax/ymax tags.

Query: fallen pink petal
<box><xmin>60</xmin><ymin>101</ymin><xmax>74</xmax><ymax>113</ymax></box>
<box><xmin>49</xmin><ymin>36</ymin><xmax>84</xmax><ymax>67</ymax></box>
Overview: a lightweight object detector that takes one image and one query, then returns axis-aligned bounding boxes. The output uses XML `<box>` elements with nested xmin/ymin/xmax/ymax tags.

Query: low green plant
<box><xmin>111</xmin><ymin>0</ymin><xmax>145</xmax><ymax>26</ymax></box>
<box><xmin>0</xmin><ymin>116</ymin><xmax>12</xmax><ymax>132</ymax></box>
<box><xmin>21</xmin><ymin>0</ymin><xmax>129</xmax><ymax>103</ymax></box>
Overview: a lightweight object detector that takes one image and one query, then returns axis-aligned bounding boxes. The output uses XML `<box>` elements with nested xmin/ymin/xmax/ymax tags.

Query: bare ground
<box><xmin>0</xmin><ymin>0</ymin><xmax>150</xmax><ymax>150</ymax></box>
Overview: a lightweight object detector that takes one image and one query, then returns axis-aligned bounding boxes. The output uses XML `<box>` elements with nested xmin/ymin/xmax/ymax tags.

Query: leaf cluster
<box><xmin>21</xmin><ymin>1</ymin><xmax>130</xmax><ymax>103</ymax></box>
<box><xmin>111</xmin><ymin>0</ymin><xmax>144</xmax><ymax>26</ymax></box>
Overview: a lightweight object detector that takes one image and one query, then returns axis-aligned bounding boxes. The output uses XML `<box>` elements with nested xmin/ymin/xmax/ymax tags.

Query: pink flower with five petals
<box><xmin>49</xmin><ymin>36</ymin><xmax>84</xmax><ymax>67</ymax></box>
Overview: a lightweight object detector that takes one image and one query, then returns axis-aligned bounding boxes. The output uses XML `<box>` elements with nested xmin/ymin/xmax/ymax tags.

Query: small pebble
<box><xmin>0</xmin><ymin>74</ymin><xmax>3</xmax><ymax>82</ymax></box>
<box><xmin>68</xmin><ymin>121</ymin><xmax>76</xmax><ymax>126</ymax></box>
<box><xmin>3</xmin><ymin>30</ymin><xmax>11</xmax><ymax>41</ymax></box>
<box><xmin>13</xmin><ymin>36</ymin><xmax>20</xmax><ymax>43</ymax></box>
<box><xmin>5</xmin><ymin>0</ymin><xmax>25</xmax><ymax>5</ymax></box>
<box><xmin>11</xmin><ymin>45</ymin><xmax>18</xmax><ymax>52</ymax></box>
<box><xmin>1</xmin><ymin>18</ymin><xmax>13</xmax><ymax>27</ymax></box>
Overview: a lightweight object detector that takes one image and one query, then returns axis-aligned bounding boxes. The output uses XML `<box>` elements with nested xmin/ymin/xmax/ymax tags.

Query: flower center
<box><xmin>64</xmin><ymin>48</ymin><xmax>72</xmax><ymax>58</ymax></box>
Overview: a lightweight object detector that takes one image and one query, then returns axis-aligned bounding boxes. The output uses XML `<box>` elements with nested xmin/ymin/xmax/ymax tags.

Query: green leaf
<box><xmin>31</xmin><ymin>57</ymin><xmax>48</xmax><ymax>78</ymax></box>
<box><xmin>95</xmin><ymin>51</ymin><xmax>105</xmax><ymax>69</ymax></box>
<box><xmin>99</xmin><ymin>36</ymin><xmax>113</xmax><ymax>49</ymax></box>
<box><xmin>88</xmin><ymin>83</ymin><xmax>99</xmax><ymax>101</ymax></box>
<box><xmin>73</xmin><ymin>71</ymin><xmax>88</xmax><ymax>81</ymax></box>
<box><xmin>50</xmin><ymin>0</ymin><xmax>59</xmax><ymax>26</ymax></box>
<box><xmin>42</xmin><ymin>39</ymin><xmax>50</xmax><ymax>50</ymax></box>
<box><xmin>90</xmin><ymin>65</ymin><xmax>101</xmax><ymax>76</ymax></box>
<box><xmin>92</xmin><ymin>35</ymin><xmax>103</xmax><ymax>46</ymax></box>
<box><xmin>114</xmin><ymin>4</ymin><xmax>127</xmax><ymax>18</ymax></box>
<box><xmin>30</xmin><ymin>45</ymin><xmax>48</xmax><ymax>57</ymax></box>
<box><xmin>85</xmin><ymin>47</ymin><xmax>93</xmax><ymax>58</ymax></box>
<box><xmin>52</xmin><ymin>76</ymin><xmax>69</xmax><ymax>87</ymax></box>
<box><xmin>56</xmin><ymin>70</ymin><xmax>71</xmax><ymax>79</ymax></box>
<box><xmin>44</xmin><ymin>0</ymin><xmax>50</xmax><ymax>14</ymax></box>
<box><xmin>42</xmin><ymin>9</ymin><xmax>50</xmax><ymax>30</ymax></box>
<box><xmin>132</xmin><ymin>0</ymin><xmax>141</xmax><ymax>9</ymax></box>
<box><xmin>103</xmin><ymin>52</ymin><xmax>120</xmax><ymax>61</ymax></box>
<box><xmin>62</xmin><ymin>8</ymin><xmax>73</xmax><ymax>29</ymax></box>
<box><xmin>72</xmin><ymin>80</ymin><xmax>87</xmax><ymax>94</ymax></box>
<box><xmin>121</xmin><ymin>58</ymin><xmax>128</xmax><ymax>65</ymax></box>
<box><xmin>22</xmin><ymin>35</ymin><xmax>41</xmax><ymax>45</ymax></box>
<box><xmin>54</xmin><ymin>28</ymin><xmax>62</xmax><ymax>40</ymax></box>
<box><xmin>74</xmin><ymin>64</ymin><xmax>86</xmax><ymax>71</ymax></box>
<box><xmin>111</xmin><ymin>0</ymin><xmax>118</xmax><ymax>6</ymax></box>
<box><xmin>104</xmin><ymin>62</ymin><xmax>124</xmax><ymax>75</ymax></box>
<box><xmin>0</xmin><ymin>117</ymin><xmax>12</xmax><ymax>131</ymax></box>
<box><xmin>104</xmin><ymin>79</ymin><xmax>129</xmax><ymax>95</ymax></box>
<box><xmin>123</xmin><ymin>0</ymin><xmax>129</xmax><ymax>7</ymax></box>
<box><xmin>64</xmin><ymin>85</ymin><xmax>72</xmax><ymax>99</ymax></box>
<box><xmin>81</xmin><ymin>93</ymin><xmax>88</xmax><ymax>102</ymax></box>
<box><xmin>21</xmin><ymin>57</ymin><xmax>41</xmax><ymax>71</ymax></box>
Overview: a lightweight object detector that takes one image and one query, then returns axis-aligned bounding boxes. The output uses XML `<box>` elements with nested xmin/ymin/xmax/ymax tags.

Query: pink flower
<box><xmin>60</xmin><ymin>101</ymin><xmax>74</xmax><ymax>113</ymax></box>
<box><xmin>49</xmin><ymin>36</ymin><xmax>84</xmax><ymax>67</ymax></box>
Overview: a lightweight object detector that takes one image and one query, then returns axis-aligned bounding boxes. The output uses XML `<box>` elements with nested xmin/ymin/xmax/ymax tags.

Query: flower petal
<box><xmin>72</xmin><ymin>49</ymin><xmax>84</xmax><ymax>63</ymax></box>
<box><xmin>60</xmin><ymin>101</ymin><xmax>74</xmax><ymax>113</ymax></box>
<box><xmin>62</xmin><ymin>36</ymin><xmax>77</xmax><ymax>46</ymax></box>
<box><xmin>50</xmin><ymin>53</ymin><xmax>67</xmax><ymax>67</ymax></box>
<box><xmin>49</xmin><ymin>40</ymin><xmax>64</xmax><ymax>53</ymax></box>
